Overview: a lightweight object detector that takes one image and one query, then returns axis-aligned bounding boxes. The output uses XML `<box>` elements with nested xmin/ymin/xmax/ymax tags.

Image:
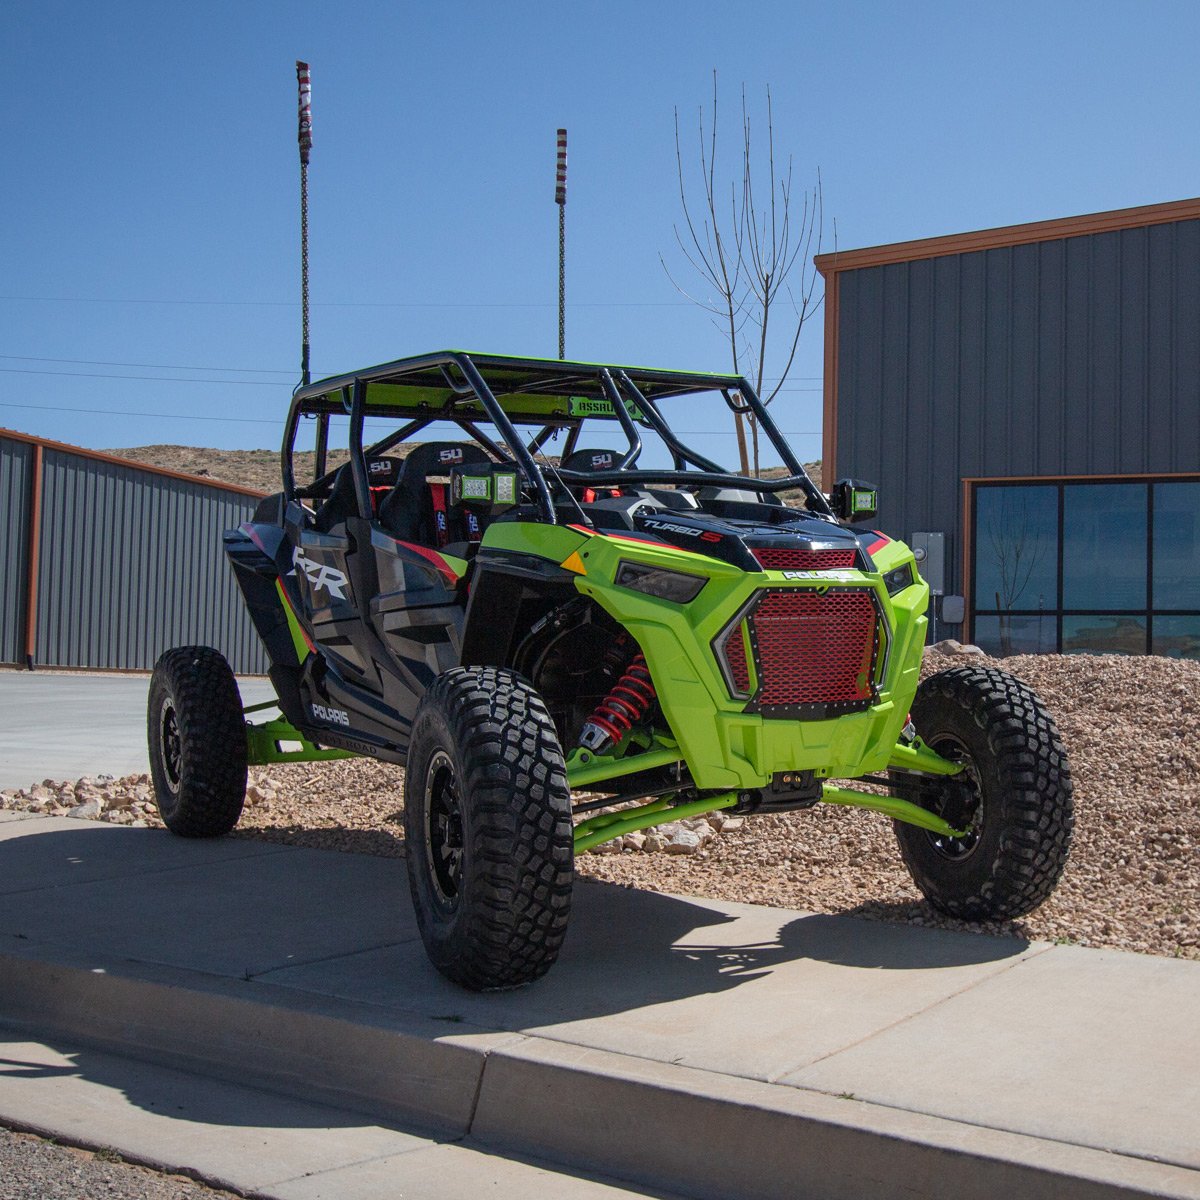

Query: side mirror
<box><xmin>830</xmin><ymin>478</ymin><xmax>879</xmax><ymax>524</ymax></box>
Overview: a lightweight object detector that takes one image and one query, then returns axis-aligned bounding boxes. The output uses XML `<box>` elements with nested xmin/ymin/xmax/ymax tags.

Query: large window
<box><xmin>971</xmin><ymin>477</ymin><xmax>1200</xmax><ymax>659</ymax></box>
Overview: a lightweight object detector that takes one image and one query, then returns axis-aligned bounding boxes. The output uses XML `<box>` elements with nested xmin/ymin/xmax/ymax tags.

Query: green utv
<box><xmin>148</xmin><ymin>352</ymin><xmax>1073</xmax><ymax>989</ymax></box>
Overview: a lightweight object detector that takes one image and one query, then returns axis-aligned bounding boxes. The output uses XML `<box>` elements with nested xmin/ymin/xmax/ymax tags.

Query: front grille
<box><xmin>713</xmin><ymin>587</ymin><xmax>881</xmax><ymax>717</ymax></box>
<box><xmin>752</xmin><ymin>547</ymin><xmax>857</xmax><ymax>571</ymax></box>
<box><xmin>723</xmin><ymin>621</ymin><xmax>751</xmax><ymax>696</ymax></box>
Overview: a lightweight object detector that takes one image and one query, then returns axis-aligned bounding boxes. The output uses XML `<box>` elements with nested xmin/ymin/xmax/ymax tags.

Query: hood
<box><xmin>627</xmin><ymin>508</ymin><xmax>876</xmax><ymax>572</ymax></box>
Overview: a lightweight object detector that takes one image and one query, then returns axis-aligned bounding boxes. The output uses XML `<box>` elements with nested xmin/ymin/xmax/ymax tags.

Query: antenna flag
<box><xmin>296</xmin><ymin>61</ymin><xmax>313</xmax><ymax>165</ymax></box>
<box><xmin>555</xmin><ymin>128</ymin><xmax>567</xmax><ymax>205</ymax></box>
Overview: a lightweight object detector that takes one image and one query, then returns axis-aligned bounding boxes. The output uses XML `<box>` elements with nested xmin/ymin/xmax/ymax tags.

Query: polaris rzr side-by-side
<box><xmin>148</xmin><ymin>352</ymin><xmax>1073</xmax><ymax>989</ymax></box>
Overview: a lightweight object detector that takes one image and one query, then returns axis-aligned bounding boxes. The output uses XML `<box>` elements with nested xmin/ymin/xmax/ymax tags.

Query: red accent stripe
<box><xmin>587</xmin><ymin>529</ymin><xmax>688</xmax><ymax>554</ymax></box>
<box><xmin>428</xmin><ymin>482</ymin><xmax>449</xmax><ymax>548</ymax></box>
<box><xmin>239</xmin><ymin>522</ymin><xmax>271</xmax><ymax>556</ymax></box>
<box><xmin>275</xmin><ymin>578</ymin><xmax>316</xmax><ymax>654</ymax></box>
<box><xmin>867</xmin><ymin>534</ymin><xmax>891</xmax><ymax>555</ymax></box>
<box><xmin>389</xmin><ymin>538</ymin><xmax>459</xmax><ymax>587</ymax></box>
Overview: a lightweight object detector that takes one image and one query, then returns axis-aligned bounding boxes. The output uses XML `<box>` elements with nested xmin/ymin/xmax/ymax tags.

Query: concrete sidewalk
<box><xmin>0</xmin><ymin>671</ymin><xmax>276</xmax><ymax>789</ymax></box>
<box><xmin>0</xmin><ymin>812</ymin><xmax>1197</xmax><ymax>1200</ymax></box>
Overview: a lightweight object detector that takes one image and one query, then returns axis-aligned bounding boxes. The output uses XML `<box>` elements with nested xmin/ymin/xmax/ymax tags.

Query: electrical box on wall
<box><xmin>911</xmin><ymin>532</ymin><xmax>945</xmax><ymax>596</ymax></box>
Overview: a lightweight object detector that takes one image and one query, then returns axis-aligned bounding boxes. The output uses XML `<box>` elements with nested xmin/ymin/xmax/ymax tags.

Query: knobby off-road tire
<box><xmin>148</xmin><ymin>646</ymin><xmax>247</xmax><ymax>838</ymax></box>
<box><xmin>893</xmin><ymin>665</ymin><xmax>1073</xmax><ymax>920</ymax></box>
<box><xmin>404</xmin><ymin>667</ymin><xmax>574</xmax><ymax>991</ymax></box>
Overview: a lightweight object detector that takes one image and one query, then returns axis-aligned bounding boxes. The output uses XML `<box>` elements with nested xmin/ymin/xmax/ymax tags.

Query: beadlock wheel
<box><xmin>147</xmin><ymin>646</ymin><xmax>247</xmax><ymax>838</ymax></box>
<box><xmin>891</xmin><ymin>666</ymin><xmax>1074</xmax><ymax>921</ymax></box>
<box><xmin>404</xmin><ymin>666</ymin><xmax>574</xmax><ymax>991</ymax></box>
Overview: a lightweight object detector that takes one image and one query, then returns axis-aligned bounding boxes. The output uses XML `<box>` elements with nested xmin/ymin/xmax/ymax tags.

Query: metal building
<box><xmin>816</xmin><ymin>197</ymin><xmax>1200</xmax><ymax>659</ymax></box>
<box><xmin>1</xmin><ymin>429</ymin><xmax>269</xmax><ymax>673</ymax></box>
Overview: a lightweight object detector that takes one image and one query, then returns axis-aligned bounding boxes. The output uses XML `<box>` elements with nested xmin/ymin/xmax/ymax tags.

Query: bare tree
<box><xmin>662</xmin><ymin>73</ymin><xmax>825</xmax><ymax>475</ymax></box>
<box><xmin>986</xmin><ymin>492</ymin><xmax>1048</xmax><ymax>655</ymax></box>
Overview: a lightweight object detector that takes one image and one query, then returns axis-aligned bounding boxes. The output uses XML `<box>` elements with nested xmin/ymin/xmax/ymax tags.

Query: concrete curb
<box><xmin>0</xmin><ymin>943</ymin><xmax>513</xmax><ymax>1136</ymax></box>
<box><xmin>2</xmin><ymin>943</ymin><xmax>1196</xmax><ymax>1200</ymax></box>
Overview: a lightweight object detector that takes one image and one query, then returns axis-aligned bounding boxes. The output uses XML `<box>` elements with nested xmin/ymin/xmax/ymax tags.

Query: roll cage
<box><xmin>280</xmin><ymin>351</ymin><xmax>835</xmax><ymax>525</ymax></box>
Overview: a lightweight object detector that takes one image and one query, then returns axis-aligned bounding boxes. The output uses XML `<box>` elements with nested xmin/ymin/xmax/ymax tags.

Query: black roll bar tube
<box><xmin>614</xmin><ymin>371</ymin><xmax>725</xmax><ymax>473</ymax></box>
<box><xmin>598</xmin><ymin>368</ymin><xmax>642</xmax><ymax>468</ymax></box>
<box><xmin>348</xmin><ymin>378</ymin><xmax>372</xmax><ymax>518</ymax></box>
<box><xmin>458</xmin><ymin>419</ymin><xmax>511</xmax><ymax>464</ymax></box>
<box><xmin>527</xmin><ymin>424</ymin><xmax>559</xmax><ymax>456</ymax></box>
<box><xmin>450</xmin><ymin>354</ymin><xmax>557</xmax><ymax>523</ymax></box>
<box><xmin>364</xmin><ymin>415</ymin><xmax>432</xmax><ymax>462</ymax></box>
<box><xmin>281</xmin><ymin>394</ymin><xmax>301</xmax><ymax>499</ymax></box>
<box><xmin>725</xmin><ymin>380</ymin><xmax>834</xmax><ymax>517</ymax></box>
<box><xmin>555</xmin><ymin>467</ymin><xmax>815</xmax><ymax>491</ymax></box>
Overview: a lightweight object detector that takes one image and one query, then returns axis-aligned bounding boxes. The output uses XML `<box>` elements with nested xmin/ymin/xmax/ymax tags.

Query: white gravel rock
<box><xmin>66</xmin><ymin>799</ymin><xmax>103</xmax><ymax>820</ymax></box>
<box><xmin>664</xmin><ymin>828</ymin><xmax>703</xmax><ymax>855</ymax></box>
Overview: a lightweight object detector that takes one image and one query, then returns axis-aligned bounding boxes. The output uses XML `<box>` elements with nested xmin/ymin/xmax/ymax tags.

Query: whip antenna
<box><xmin>296</xmin><ymin>61</ymin><xmax>313</xmax><ymax>387</ymax></box>
<box><xmin>555</xmin><ymin>128</ymin><xmax>567</xmax><ymax>359</ymax></box>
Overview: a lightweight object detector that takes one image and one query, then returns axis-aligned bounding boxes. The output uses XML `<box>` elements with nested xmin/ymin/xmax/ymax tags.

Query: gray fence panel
<box><xmin>34</xmin><ymin>451</ymin><xmax>268</xmax><ymax>673</ymax></box>
<box><xmin>0</xmin><ymin>437</ymin><xmax>33</xmax><ymax>665</ymax></box>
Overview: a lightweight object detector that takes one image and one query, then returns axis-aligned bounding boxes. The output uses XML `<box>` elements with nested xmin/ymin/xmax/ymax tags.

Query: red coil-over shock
<box><xmin>579</xmin><ymin>653</ymin><xmax>657</xmax><ymax>754</ymax></box>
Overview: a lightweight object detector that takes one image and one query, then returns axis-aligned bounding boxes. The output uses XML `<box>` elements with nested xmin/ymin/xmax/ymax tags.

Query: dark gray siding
<box><xmin>31</xmin><ymin>450</ymin><xmax>267</xmax><ymax>672</ymax></box>
<box><xmin>835</xmin><ymin>218</ymin><xmax>1200</xmax><ymax>601</ymax></box>
<box><xmin>0</xmin><ymin>438</ymin><xmax>33</xmax><ymax>664</ymax></box>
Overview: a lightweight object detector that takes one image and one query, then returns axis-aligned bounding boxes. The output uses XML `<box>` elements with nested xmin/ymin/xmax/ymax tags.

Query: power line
<box><xmin>0</xmin><ymin>367</ymin><xmax>286</xmax><ymax>386</ymax></box>
<box><xmin>0</xmin><ymin>401</ymin><xmax>277</xmax><ymax>424</ymax></box>
<box><xmin>0</xmin><ymin>367</ymin><xmax>816</xmax><ymax>396</ymax></box>
<box><xmin>0</xmin><ymin>354</ymin><xmax>292</xmax><ymax>374</ymax></box>
<box><xmin>0</xmin><ymin>294</ymin><xmax>697</xmax><ymax>310</ymax></box>
<box><xmin>0</xmin><ymin>353</ymin><xmax>822</xmax><ymax>382</ymax></box>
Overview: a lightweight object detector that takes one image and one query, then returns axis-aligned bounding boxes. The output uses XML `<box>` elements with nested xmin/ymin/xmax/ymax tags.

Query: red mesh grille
<box><xmin>749</xmin><ymin>590</ymin><xmax>878</xmax><ymax>708</ymax></box>
<box><xmin>722</xmin><ymin>622</ymin><xmax>751</xmax><ymax>695</ymax></box>
<box><xmin>752</xmin><ymin>547</ymin><xmax>857</xmax><ymax>571</ymax></box>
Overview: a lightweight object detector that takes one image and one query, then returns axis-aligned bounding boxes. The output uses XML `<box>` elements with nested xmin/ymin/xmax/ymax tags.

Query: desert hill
<box><xmin>103</xmin><ymin>444</ymin><xmax>822</xmax><ymax>498</ymax></box>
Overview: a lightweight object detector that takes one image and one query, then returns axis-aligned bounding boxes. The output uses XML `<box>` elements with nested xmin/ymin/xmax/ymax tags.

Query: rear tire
<box><xmin>404</xmin><ymin>667</ymin><xmax>574</xmax><ymax>990</ymax></box>
<box><xmin>148</xmin><ymin>646</ymin><xmax>247</xmax><ymax>837</ymax></box>
<box><xmin>892</xmin><ymin>665</ymin><xmax>1073</xmax><ymax>920</ymax></box>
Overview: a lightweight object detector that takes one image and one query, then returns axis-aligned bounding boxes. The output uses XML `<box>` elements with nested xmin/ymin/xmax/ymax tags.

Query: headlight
<box><xmin>615</xmin><ymin>560</ymin><xmax>707</xmax><ymax>603</ymax></box>
<box><xmin>883</xmin><ymin>562</ymin><xmax>916</xmax><ymax>596</ymax></box>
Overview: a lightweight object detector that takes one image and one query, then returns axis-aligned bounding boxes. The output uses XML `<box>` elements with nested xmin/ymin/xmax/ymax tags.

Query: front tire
<box><xmin>892</xmin><ymin>666</ymin><xmax>1073</xmax><ymax>920</ymax></box>
<box><xmin>404</xmin><ymin>667</ymin><xmax>574</xmax><ymax>990</ymax></box>
<box><xmin>148</xmin><ymin>646</ymin><xmax>247</xmax><ymax>837</ymax></box>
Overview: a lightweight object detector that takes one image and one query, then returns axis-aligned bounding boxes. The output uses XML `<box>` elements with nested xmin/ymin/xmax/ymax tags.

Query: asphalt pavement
<box><xmin>0</xmin><ymin>669</ymin><xmax>276</xmax><ymax>790</ymax></box>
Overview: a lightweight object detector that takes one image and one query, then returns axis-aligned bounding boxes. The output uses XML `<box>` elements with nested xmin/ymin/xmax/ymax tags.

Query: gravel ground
<box><xmin>0</xmin><ymin>1126</ymin><xmax>239</xmax><ymax>1200</ymax></box>
<box><xmin>4</xmin><ymin>651</ymin><xmax>1196</xmax><ymax>960</ymax></box>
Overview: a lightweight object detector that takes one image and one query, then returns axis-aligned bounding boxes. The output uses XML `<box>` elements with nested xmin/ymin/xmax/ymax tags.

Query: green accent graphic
<box><xmin>245</xmin><ymin>714</ymin><xmax>353</xmax><ymax>765</ymax></box>
<box><xmin>274</xmin><ymin>578</ymin><xmax>310</xmax><ymax>664</ymax></box>
<box><xmin>520</xmin><ymin>522</ymin><xmax>931</xmax><ymax>789</ymax></box>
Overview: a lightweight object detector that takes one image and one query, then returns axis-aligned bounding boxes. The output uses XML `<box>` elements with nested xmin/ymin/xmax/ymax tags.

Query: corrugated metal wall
<box><xmin>0</xmin><ymin>438</ymin><xmax>33</xmax><ymax>664</ymax></box>
<box><xmin>0</xmin><ymin>433</ymin><xmax>268</xmax><ymax>673</ymax></box>
<box><xmin>834</xmin><ymin>217</ymin><xmax>1200</xmax><ymax>603</ymax></box>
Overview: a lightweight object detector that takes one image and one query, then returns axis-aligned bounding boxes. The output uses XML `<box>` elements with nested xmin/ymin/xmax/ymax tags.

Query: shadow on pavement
<box><xmin>0</xmin><ymin>1044</ymin><xmax>376</xmax><ymax>1131</ymax></box>
<box><xmin>0</xmin><ymin>825</ymin><xmax>1031</xmax><ymax>1036</ymax></box>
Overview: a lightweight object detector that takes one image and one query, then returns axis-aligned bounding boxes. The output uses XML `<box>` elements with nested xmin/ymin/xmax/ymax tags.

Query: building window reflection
<box><xmin>970</xmin><ymin>477</ymin><xmax>1200</xmax><ymax>660</ymax></box>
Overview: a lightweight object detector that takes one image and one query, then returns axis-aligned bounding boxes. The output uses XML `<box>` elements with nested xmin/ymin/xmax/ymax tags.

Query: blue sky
<box><xmin>3</xmin><ymin>0</ymin><xmax>1199</xmax><ymax>466</ymax></box>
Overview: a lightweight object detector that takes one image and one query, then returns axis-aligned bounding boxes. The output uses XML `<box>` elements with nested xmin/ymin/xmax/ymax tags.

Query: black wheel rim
<box><xmin>160</xmin><ymin>698</ymin><xmax>182</xmax><ymax>792</ymax></box>
<box><xmin>923</xmin><ymin>734</ymin><xmax>982</xmax><ymax>861</ymax></box>
<box><xmin>425</xmin><ymin>751</ymin><xmax>464</xmax><ymax>906</ymax></box>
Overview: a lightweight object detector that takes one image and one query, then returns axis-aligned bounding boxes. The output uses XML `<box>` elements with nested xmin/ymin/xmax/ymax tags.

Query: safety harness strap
<box><xmin>428</xmin><ymin>482</ymin><xmax>450</xmax><ymax>547</ymax></box>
